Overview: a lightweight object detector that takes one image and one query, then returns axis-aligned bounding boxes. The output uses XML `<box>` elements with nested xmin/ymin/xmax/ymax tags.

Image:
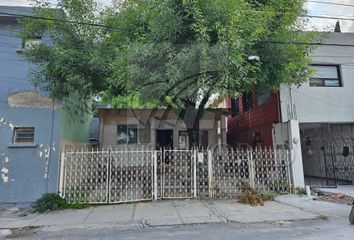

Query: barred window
<box><xmin>13</xmin><ymin>127</ymin><xmax>35</xmax><ymax>144</ymax></box>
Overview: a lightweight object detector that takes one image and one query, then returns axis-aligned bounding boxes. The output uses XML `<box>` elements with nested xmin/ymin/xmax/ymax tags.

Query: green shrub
<box><xmin>32</xmin><ymin>193</ymin><xmax>88</xmax><ymax>213</ymax></box>
<box><xmin>295</xmin><ymin>187</ymin><xmax>307</xmax><ymax>196</ymax></box>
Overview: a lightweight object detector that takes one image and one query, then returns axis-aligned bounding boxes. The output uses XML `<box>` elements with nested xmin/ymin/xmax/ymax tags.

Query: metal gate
<box><xmin>59</xmin><ymin>147</ymin><xmax>292</xmax><ymax>204</ymax></box>
<box><xmin>109</xmin><ymin>150</ymin><xmax>154</xmax><ymax>203</ymax></box>
<box><xmin>157</xmin><ymin>149</ymin><xmax>196</xmax><ymax>199</ymax></box>
<box><xmin>301</xmin><ymin>123</ymin><xmax>354</xmax><ymax>187</ymax></box>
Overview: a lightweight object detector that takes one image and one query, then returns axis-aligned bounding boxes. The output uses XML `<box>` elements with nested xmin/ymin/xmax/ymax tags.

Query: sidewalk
<box><xmin>275</xmin><ymin>195</ymin><xmax>353</xmax><ymax>220</ymax></box>
<box><xmin>0</xmin><ymin>199</ymin><xmax>318</xmax><ymax>232</ymax></box>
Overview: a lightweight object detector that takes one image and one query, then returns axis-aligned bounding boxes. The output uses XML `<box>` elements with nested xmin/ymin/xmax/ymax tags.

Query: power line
<box><xmin>309</xmin><ymin>0</ymin><xmax>354</xmax><ymax>8</ymax></box>
<box><xmin>262</xmin><ymin>40</ymin><xmax>354</xmax><ymax>47</ymax></box>
<box><xmin>305</xmin><ymin>14</ymin><xmax>354</xmax><ymax>21</ymax></box>
<box><xmin>2</xmin><ymin>8</ymin><xmax>354</xmax><ymax>33</ymax></box>
<box><xmin>0</xmin><ymin>11</ymin><xmax>121</xmax><ymax>30</ymax></box>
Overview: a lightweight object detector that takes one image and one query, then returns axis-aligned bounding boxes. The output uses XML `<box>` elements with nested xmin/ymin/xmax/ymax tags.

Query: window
<box><xmin>253</xmin><ymin>132</ymin><xmax>262</xmax><ymax>146</ymax></box>
<box><xmin>200</xmin><ymin>130</ymin><xmax>209</xmax><ymax>148</ymax></box>
<box><xmin>178</xmin><ymin>131</ymin><xmax>188</xmax><ymax>149</ymax></box>
<box><xmin>13</xmin><ymin>127</ymin><xmax>35</xmax><ymax>144</ymax></box>
<box><xmin>243</xmin><ymin>93</ymin><xmax>253</xmax><ymax>112</ymax></box>
<box><xmin>231</xmin><ymin>97</ymin><xmax>239</xmax><ymax>117</ymax></box>
<box><xmin>310</xmin><ymin>65</ymin><xmax>341</xmax><ymax>87</ymax></box>
<box><xmin>117</xmin><ymin>124</ymin><xmax>138</xmax><ymax>144</ymax></box>
<box><xmin>17</xmin><ymin>37</ymin><xmax>42</xmax><ymax>53</ymax></box>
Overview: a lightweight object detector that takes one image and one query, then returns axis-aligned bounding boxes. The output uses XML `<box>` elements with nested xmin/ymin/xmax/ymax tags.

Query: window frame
<box><xmin>243</xmin><ymin>93</ymin><xmax>253</xmax><ymax>112</ymax></box>
<box><xmin>117</xmin><ymin>124</ymin><xmax>139</xmax><ymax>144</ymax></box>
<box><xmin>13</xmin><ymin>127</ymin><xmax>35</xmax><ymax>144</ymax></box>
<box><xmin>309</xmin><ymin>64</ymin><xmax>342</xmax><ymax>87</ymax></box>
<box><xmin>230</xmin><ymin>97</ymin><xmax>240</xmax><ymax>117</ymax></box>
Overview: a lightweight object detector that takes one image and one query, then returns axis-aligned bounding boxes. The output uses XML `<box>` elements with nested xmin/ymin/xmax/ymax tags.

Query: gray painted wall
<box><xmin>0</xmin><ymin>14</ymin><xmax>61</xmax><ymax>202</ymax></box>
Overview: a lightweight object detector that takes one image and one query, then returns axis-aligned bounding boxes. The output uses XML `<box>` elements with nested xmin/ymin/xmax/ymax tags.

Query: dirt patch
<box><xmin>312</xmin><ymin>190</ymin><xmax>354</xmax><ymax>205</ymax></box>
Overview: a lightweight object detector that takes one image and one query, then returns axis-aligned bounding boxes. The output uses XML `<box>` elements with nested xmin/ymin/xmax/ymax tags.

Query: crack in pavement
<box><xmin>81</xmin><ymin>208</ymin><xmax>94</xmax><ymax>224</ymax></box>
<box><xmin>172</xmin><ymin>201</ymin><xmax>185</xmax><ymax>224</ymax></box>
<box><xmin>201</xmin><ymin>201</ymin><xmax>229</xmax><ymax>222</ymax></box>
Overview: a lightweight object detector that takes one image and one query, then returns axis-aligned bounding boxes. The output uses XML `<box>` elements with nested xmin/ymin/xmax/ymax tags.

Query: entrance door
<box><xmin>156</xmin><ymin>130</ymin><xmax>173</xmax><ymax>149</ymax></box>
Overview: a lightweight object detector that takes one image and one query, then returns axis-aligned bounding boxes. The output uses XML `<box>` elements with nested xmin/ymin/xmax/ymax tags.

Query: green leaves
<box><xmin>19</xmin><ymin>0</ymin><xmax>113</xmax><ymax>100</ymax></box>
<box><xmin>19</xmin><ymin>0</ymin><xmax>318</xmax><ymax>107</ymax></box>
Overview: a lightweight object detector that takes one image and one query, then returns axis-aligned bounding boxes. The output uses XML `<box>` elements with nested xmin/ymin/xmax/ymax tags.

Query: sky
<box><xmin>0</xmin><ymin>0</ymin><xmax>353</xmax><ymax>32</ymax></box>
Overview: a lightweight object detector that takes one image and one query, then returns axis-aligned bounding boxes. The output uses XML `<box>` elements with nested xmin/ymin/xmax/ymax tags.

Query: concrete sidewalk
<box><xmin>275</xmin><ymin>195</ymin><xmax>352</xmax><ymax>220</ymax></box>
<box><xmin>0</xmin><ymin>199</ymin><xmax>318</xmax><ymax>232</ymax></box>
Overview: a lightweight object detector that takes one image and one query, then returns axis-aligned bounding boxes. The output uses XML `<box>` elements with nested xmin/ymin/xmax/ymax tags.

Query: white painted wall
<box><xmin>288</xmin><ymin>120</ymin><xmax>305</xmax><ymax>188</ymax></box>
<box><xmin>280</xmin><ymin>33</ymin><xmax>354</xmax><ymax>123</ymax></box>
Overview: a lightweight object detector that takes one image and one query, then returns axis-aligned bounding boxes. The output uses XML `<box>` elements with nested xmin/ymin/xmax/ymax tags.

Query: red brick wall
<box><xmin>227</xmin><ymin>92</ymin><xmax>280</xmax><ymax>148</ymax></box>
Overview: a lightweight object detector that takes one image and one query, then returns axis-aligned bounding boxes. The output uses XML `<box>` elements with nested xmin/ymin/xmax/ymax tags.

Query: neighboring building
<box><xmin>227</xmin><ymin>32</ymin><xmax>354</xmax><ymax>187</ymax></box>
<box><xmin>98</xmin><ymin>108</ymin><xmax>228</xmax><ymax>149</ymax></box>
<box><xmin>0</xmin><ymin>6</ymin><xmax>91</xmax><ymax>202</ymax></box>
<box><xmin>60</xmin><ymin>97</ymin><xmax>93</xmax><ymax>152</ymax></box>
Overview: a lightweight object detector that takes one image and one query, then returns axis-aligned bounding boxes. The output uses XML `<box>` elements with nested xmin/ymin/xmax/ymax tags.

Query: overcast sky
<box><xmin>0</xmin><ymin>0</ymin><xmax>353</xmax><ymax>32</ymax></box>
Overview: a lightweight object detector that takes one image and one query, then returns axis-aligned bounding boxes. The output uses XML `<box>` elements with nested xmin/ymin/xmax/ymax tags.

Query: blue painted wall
<box><xmin>0</xmin><ymin>13</ymin><xmax>61</xmax><ymax>202</ymax></box>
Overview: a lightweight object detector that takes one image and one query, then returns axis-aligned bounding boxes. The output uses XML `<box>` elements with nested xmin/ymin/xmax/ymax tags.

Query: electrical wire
<box><xmin>309</xmin><ymin>0</ymin><xmax>354</xmax><ymax>8</ymax></box>
<box><xmin>2</xmin><ymin>8</ymin><xmax>354</xmax><ymax>33</ymax></box>
<box><xmin>0</xmin><ymin>11</ymin><xmax>121</xmax><ymax>30</ymax></box>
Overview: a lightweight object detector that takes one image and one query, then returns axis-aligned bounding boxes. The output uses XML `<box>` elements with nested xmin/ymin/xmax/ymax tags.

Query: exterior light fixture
<box><xmin>248</xmin><ymin>55</ymin><xmax>260</xmax><ymax>61</ymax></box>
<box><xmin>305</xmin><ymin>137</ymin><xmax>314</xmax><ymax>156</ymax></box>
<box><xmin>307</xmin><ymin>146</ymin><xmax>314</xmax><ymax>156</ymax></box>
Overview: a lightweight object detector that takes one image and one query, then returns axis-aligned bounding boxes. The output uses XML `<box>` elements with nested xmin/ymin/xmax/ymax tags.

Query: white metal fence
<box><xmin>59</xmin><ymin>147</ymin><xmax>292</xmax><ymax>204</ymax></box>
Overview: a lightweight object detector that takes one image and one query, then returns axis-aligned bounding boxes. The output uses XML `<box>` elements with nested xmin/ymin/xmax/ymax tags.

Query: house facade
<box><xmin>227</xmin><ymin>32</ymin><xmax>354</xmax><ymax>187</ymax></box>
<box><xmin>0</xmin><ymin>6</ymin><xmax>92</xmax><ymax>202</ymax></box>
<box><xmin>98</xmin><ymin>108</ymin><xmax>228</xmax><ymax>150</ymax></box>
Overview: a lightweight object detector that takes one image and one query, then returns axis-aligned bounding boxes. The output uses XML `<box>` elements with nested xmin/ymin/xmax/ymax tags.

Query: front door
<box><xmin>156</xmin><ymin>130</ymin><xmax>173</xmax><ymax>150</ymax></box>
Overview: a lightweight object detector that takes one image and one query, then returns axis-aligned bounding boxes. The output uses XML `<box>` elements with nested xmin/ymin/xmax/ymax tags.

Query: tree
<box><xmin>105</xmin><ymin>0</ymin><xmax>319</xmax><ymax>146</ymax></box>
<box><xmin>19</xmin><ymin>0</ymin><xmax>115</xmax><ymax>100</ymax></box>
<box><xmin>334</xmin><ymin>21</ymin><xmax>341</xmax><ymax>33</ymax></box>
<box><xmin>20</xmin><ymin>0</ymin><xmax>320</xmax><ymax>147</ymax></box>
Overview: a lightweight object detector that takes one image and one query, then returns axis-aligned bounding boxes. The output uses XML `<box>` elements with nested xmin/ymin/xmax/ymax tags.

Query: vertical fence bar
<box><xmin>107</xmin><ymin>149</ymin><xmax>111</xmax><ymax>204</ymax></box>
<box><xmin>208</xmin><ymin>150</ymin><xmax>213</xmax><ymax>198</ymax></box>
<box><xmin>273</xmin><ymin>148</ymin><xmax>279</xmax><ymax>192</ymax></box>
<box><xmin>193</xmin><ymin>149</ymin><xmax>197</xmax><ymax>198</ymax></box>
<box><xmin>153</xmin><ymin>150</ymin><xmax>158</xmax><ymax>200</ymax></box>
<box><xmin>286</xmin><ymin>149</ymin><xmax>293</xmax><ymax>193</ymax></box>
<box><xmin>59</xmin><ymin>151</ymin><xmax>65</xmax><ymax>198</ymax></box>
<box><xmin>249</xmin><ymin>149</ymin><xmax>255</xmax><ymax>188</ymax></box>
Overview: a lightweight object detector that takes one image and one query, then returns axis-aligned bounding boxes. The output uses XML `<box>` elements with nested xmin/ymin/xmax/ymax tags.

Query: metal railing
<box><xmin>59</xmin><ymin>147</ymin><xmax>292</xmax><ymax>204</ymax></box>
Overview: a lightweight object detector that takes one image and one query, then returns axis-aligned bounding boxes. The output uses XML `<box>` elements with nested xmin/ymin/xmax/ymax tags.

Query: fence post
<box><xmin>107</xmin><ymin>148</ymin><xmax>111</xmax><ymax>204</ymax></box>
<box><xmin>193</xmin><ymin>149</ymin><xmax>197</xmax><ymax>198</ymax></box>
<box><xmin>249</xmin><ymin>149</ymin><xmax>255</xmax><ymax>188</ymax></box>
<box><xmin>286</xmin><ymin>149</ymin><xmax>293</xmax><ymax>193</ymax></box>
<box><xmin>207</xmin><ymin>150</ymin><xmax>213</xmax><ymax>198</ymax></box>
<box><xmin>153</xmin><ymin>150</ymin><xmax>158</xmax><ymax>200</ymax></box>
<box><xmin>59</xmin><ymin>151</ymin><xmax>65</xmax><ymax>198</ymax></box>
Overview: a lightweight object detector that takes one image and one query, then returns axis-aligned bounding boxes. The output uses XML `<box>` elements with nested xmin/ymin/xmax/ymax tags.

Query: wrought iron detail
<box><xmin>60</xmin><ymin>147</ymin><xmax>292</xmax><ymax>204</ymax></box>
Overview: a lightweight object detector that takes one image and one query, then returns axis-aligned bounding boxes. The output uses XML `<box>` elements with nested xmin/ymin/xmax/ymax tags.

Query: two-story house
<box><xmin>227</xmin><ymin>32</ymin><xmax>354</xmax><ymax>188</ymax></box>
<box><xmin>0</xmin><ymin>6</ymin><xmax>92</xmax><ymax>203</ymax></box>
